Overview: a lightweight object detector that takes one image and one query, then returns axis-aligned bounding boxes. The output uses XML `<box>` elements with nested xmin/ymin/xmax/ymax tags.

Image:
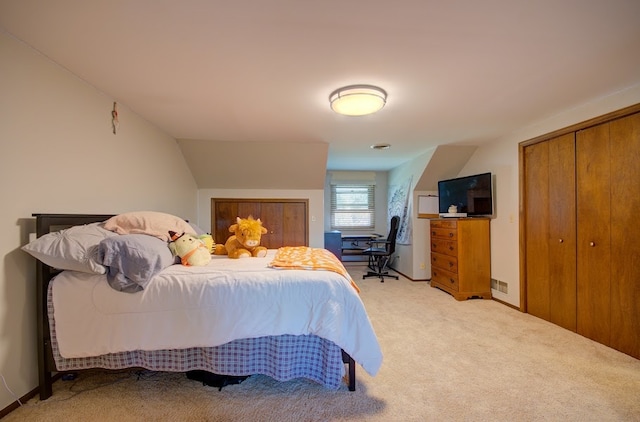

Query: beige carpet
<box><xmin>5</xmin><ymin>264</ymin><xmax>640</xmax><ymax>422</ymax></box>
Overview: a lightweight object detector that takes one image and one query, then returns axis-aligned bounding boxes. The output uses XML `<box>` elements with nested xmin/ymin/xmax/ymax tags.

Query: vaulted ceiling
<box><xmin>2</xmin><ymin>1</ymin><xmax>640</xmax><ymax>187</ymax></box>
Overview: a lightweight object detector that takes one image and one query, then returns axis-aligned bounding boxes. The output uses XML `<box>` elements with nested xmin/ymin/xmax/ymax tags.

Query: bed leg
<box><xmin>37</xmin><ymin>348</ymin><xmax>52</xmax><ymax>400</ymax></box>
<box><xmin>341</xmin><ymin>350</ymin><xmax>356</xmax><ymax>391</ymax></box>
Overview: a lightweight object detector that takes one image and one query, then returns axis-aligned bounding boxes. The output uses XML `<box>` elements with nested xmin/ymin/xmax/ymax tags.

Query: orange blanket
<box><xmin>269</xmin><ymin>246</ymin><xmax>360</xmax><ymax>293</ymax></box>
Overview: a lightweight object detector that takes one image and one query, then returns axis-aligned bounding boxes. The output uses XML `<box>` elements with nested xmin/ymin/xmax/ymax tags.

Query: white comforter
<box><xmin>51</xmin><ymin>250</ymin><xmax>383</xmax><ymax>376</ymax></box>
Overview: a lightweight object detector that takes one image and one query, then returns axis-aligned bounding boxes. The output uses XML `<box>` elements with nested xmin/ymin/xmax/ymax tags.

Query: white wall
<box><xmin>388</xmin><ymin>150</ymin><xmax>432</xmax><ymax>279</ymax></box>
<box><xmin>323</xmin><ymin>171</ymin><xmax>389</xmax><ymax>238</ymax></box>
<box><xmin>197</xmin><ymin>189</ymin><xmax>325</xmax><ymax>248</ymax></box>
<box><xmin>461</xmin><ymin>83</ymin><xmax>640</xmax><ymax>307</ymax></box>
<box><xmin>0</xmin><ymin>32</ymin><xmax>198</xmax><ymax>410</ymax></box>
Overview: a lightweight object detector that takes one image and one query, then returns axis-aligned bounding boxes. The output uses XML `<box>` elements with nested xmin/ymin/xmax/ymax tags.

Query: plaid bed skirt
<box><xmin>48</xmin><ymin>285</ymin><xmax>346</xmax><ymax>389</ymax></box>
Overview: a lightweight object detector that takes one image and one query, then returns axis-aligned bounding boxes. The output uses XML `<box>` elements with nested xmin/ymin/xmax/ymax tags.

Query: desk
<box><xmin>341</xmin><ymin>234</ymin><xmax>381</xmax><ymax>262</ymax></box>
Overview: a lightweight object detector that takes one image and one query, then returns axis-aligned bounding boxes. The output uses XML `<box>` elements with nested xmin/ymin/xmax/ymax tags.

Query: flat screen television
<box><xmin>437</xmin><ymin>172</ymin><xmax>493</xmax><ymax>217</ymax></box>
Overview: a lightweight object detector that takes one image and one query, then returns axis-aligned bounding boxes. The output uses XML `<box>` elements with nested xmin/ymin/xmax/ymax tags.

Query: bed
<box><xmin>26</xmin><ymin>213</ymin><xmax>383</xmax><ymax>400</ymax></box>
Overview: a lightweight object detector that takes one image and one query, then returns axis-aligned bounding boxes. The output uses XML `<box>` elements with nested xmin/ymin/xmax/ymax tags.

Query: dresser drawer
<box><xmin>431</xmin><ymin>227</ymin><xmax>457</xmax><ymax>240</ymax></box>
<box><xmin>431</xmin><ymin>252</ymin><xmax>458</xmax><ymax>273</ymax></box>
<box><xmin>431</xmin><ymin>219</ymin><xmax>457</xmax><ymax>229</ymax></box>
<box><xmin>432</xmin><ymin>267</ymin><xmax>459</xmax><ymax>291</ymax></box>
<box><xmin>430</xmin><ymin>238</ymin><xmax>458</xmax><ymax>257</ymax></box>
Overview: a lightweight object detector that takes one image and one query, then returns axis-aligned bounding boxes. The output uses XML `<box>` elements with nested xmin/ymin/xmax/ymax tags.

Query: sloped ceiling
<box><xmin>415</xmin><ymin>146</ymin><xmax>479</xmax><ymax>191</ymax></box>
<box><xmin>177</xmin><ymin>139</ymin><xmax>328</xmax><ymax>189</ymax></box>
<box><xmin>1</xmin><ymin>0</ymin><xmax>639</xmax><ymax>184</ymax></box>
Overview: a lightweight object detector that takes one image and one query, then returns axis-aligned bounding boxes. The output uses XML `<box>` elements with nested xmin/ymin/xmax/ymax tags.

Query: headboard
<box><xmin>32</xmin><ymin>213</ymin><xmax>114</xmax><ymax>399</ymax></box>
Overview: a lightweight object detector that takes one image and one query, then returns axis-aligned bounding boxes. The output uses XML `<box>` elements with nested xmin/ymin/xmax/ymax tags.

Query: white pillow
<box><xmin>22</xmin><ymin>222</ymin><xmax>116</xmax><ymax>274</ymax></box>
<box><xmin>103</xmin><ymin>211</ymin><xmax>194</xmax><ymax>242</ymax></box>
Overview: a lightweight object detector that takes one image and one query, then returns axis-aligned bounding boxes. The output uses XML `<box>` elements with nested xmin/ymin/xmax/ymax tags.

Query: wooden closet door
<box><xmin>524</xmin><ymin>134</ymin><xmax>576</xmax><ymax>330</ymax></box>
<box><xmin>282</xmin><ymin>202</ymin><xmax>307</xmax><ymax>247</ymax></box>
<box><xmin>259</xmin><ymin>202</ymin><xmax>284</xmax><ymax>249</ymax></box>
<box><xmin>547</xmin><ymin>134</ymin><xmax>577</xmax><ymax>331</ymax></box>
<box><xmin>211</xmin><ymin>199</ymin><xmax>309</xmax><ymax>250</ymax></box>
<box><xmin>212</xmin><ymin>200</ymin><xmax>261</xmax><ymax>247</ymax></box>
<box><xmin>213</xmin><ymin>201</ymin><xmax>238</xmax><ymax>245</ymax></box>
<box><xmin>524</xmin><ymin>141</ymin><xmax>551</xmax><ymax>321</ymax></box>
<box><xmin>576</xmin><ymin>123</ymin><xmax>612</xmax><ymax>346</ymax></box>
<box><xmin>609</xmin><ymin>112</ymin><xmax>640</xmax><ymax>359</ymax></box>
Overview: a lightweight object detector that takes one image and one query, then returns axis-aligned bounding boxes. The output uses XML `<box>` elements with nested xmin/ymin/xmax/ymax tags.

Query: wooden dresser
<box><xmin>430</xmin><ymin>218</ymin><xmax>491</xmax><ymax>300</ymax></box>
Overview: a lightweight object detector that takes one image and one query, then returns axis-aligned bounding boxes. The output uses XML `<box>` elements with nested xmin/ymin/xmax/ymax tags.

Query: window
<box><xmin>330</xmin><ymin>184</ymin><xmax>375</xmax><ymax>230</ymax></box>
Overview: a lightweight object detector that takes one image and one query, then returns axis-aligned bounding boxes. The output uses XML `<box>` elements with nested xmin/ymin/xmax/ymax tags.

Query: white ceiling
<box><xmin>2</xmin><ymin>0</ymin><xmax>640</xmax><ymax>171</ymax></box>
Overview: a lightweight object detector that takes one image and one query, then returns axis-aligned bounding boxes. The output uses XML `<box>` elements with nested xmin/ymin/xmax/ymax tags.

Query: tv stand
<box><xmin>439</xmin><ymin>212</ymin><xmax>467</xmax><ymax>218</ymax></box>
<box><xmin>430</xmin><ymin>218</ymin><xmax>491</xmax><ymax>300</ymax></box>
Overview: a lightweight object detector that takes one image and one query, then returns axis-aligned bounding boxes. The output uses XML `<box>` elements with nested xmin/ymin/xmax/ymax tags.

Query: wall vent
<box><xmin>491</xmin><ymin>278</ymin><xmax>508</xmax><ymax>294</ymax></box>
<box><xmin>498</xmin><ymin>280</ymin><xmax>508</xmax><ymax>294</ymax></box>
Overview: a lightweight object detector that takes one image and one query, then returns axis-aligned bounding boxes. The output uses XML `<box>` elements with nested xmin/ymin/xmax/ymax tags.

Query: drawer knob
<box><xmin>559</xmin><ymin>238</ymin><xmax>564</xmax><ymax>243</ymax></box>
<box><xmin>449</xmin><ymin>232</ymin><xmax>454</xmax><ymax>237</ymax></box>
<box><xmin>449</xmin><ymin>246</ymin><xmax>454</xmax><ymax>251</ymax></box>
<box><xmin>449</xmin><ymin>262</ymin><xmax>453</xmax><ymax>267</ymax></box>
<box><xmin>449</xmin><ymin>278</ymin><xmax>455</xmax><ymax>284</ymax></box>
<box><xmin>589</xmin><ymin>241</ymin><xmax>595</xmax><ymax>247</ymax></box>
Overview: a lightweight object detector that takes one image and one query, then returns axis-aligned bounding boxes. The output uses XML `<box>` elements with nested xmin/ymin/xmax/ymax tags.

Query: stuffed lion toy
<box><xmin>214</xmin><ymin>216</ymin><xmax>268</xmax><ymax>259</ymax></box>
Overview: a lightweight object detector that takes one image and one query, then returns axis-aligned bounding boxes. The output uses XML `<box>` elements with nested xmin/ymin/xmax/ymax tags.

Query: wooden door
<box><xmin>282</xmin><ymin>202</ymin><xmax>307</xmax><ymax>246</ymax></box>
<box><xmin>609</xmin><ymin>112</ymin><xmax>640</xmax><ymax>359</ymax></box>
<box><xmin>213</xmin><ymin>201</ymin><xmax>239</xmax><ymax>245</ymax></box>
<box><xmin>547</xmin><ymin>134</ymin><xmax>577</xmax><ymax>331</ymax></box>
<box><xmin>259</xmin><ymin>202</ymin><xmax>284</xmax><ymax>249</ymax></box>
<box><xmin>524</xmin><ymin>134</ymin><xmax>576</xmax><ymax>330</ymax></box>
<box><xmin>576</xmin><ymin>123</ymin><xmax>612</xmax><ymax>346</ymax></box>
<box><xmin>211</xmin><ymin>198</ymin><xmax>308</xmax><ymax>249</ymax></box>
<box><xmin>524</xmin><ymin>140</ymin><xmax>551</xmax><ymax>321</ymax></box>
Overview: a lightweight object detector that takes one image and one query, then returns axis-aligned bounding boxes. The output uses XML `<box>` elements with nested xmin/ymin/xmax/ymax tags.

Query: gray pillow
<box><xmin>22</xmin><ymin>222</ymin><xmax>116</xmax><ymax>274</ymax></box>
<box><xmin>98</xmin><ymin>234</ymin><xmax>175</xmax><ymax>293</ymax></box>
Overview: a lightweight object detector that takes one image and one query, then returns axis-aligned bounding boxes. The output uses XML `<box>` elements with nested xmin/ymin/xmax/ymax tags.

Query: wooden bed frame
<box><xmin>33</xmin><ymin>213</ymin><xmax>356</xmax><ymax>400</ymax></box>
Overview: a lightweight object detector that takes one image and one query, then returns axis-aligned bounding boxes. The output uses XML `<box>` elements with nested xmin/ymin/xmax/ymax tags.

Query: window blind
<box><xmin>330</xmin><ymin>184</ymin><xmax>375</xmax><ymax>230</ymax></box>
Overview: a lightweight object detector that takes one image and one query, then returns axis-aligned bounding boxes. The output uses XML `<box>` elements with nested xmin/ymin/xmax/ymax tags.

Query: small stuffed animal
<box><xmin>213</xmin><ymin>216</ymin><xmax>268</xmax><ymax>259</ymax></box>
<box><xmin>198</xmin><ymin>234</ymin><xmax>215</xmax><ymax>253</ymax></box>
<box><xmin>168</xmin><ymin>231</ymin><xmax>212</xmax><ymax>266</ymax></box>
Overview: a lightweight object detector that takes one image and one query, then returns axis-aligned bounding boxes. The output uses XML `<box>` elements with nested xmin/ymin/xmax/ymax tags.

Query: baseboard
<box><xmin>491</xmin><ymin>296</ymin><xmax>521</xmax><ymax>311</ymax></box>
<box><xmin>0</xmin><ymin>385</ymin><xmax>37</xmax><ymax>419</ymax></box>
<box><xmin>0</xmin><ymin>373</ymin><xmax>62</xmax><ymax>418</ymax></box>
<box><xmin>387</xmin><ymin>267</ymin><xmax>430</xmax><ymax>282</ymax></box>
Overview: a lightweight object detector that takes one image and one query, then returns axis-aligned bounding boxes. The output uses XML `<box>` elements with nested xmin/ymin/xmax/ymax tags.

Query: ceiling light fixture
<box><xmin>371</xmin><ymin>143</ymin><xmax>391</xmax><ymax>150</ymax></box>
<box><xmin>329</xmin><ymin>84</ymin><xmax>387</xmax><ymax>116</ymax></box>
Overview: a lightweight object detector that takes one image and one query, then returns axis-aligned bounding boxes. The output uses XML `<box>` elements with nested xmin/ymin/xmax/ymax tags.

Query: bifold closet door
<box><xmin>546</xmin><ymin>134</ymin><xmax>577</xmax><ymax>331</ymax></box>
<box><xmin>211</xmin><ymin>198</ymin><xmax>309</xmax><ymax>250</ymax></box>
<box><xmin>524</xmin><ymin>134</ymin><xmax>576</xmax><ymax>330</ymax></box>
<box><xmin>609</xmin><ymin>112</ymin><xmax>640</xmax><ymax>359</ymax></box>
<box><xmin>524</xmin><ymin>140</ymin><xmax>550</xmax><ymax>321</ymax></box>
<box><xmin>258</xmin><ymin>201</ymin><xmax>307</xmax><ymax>249</ymax></box>
<box><xmin>576</xmin><ymin>123</ymin><xmax>612</xmax><ymax>347</ymax></box>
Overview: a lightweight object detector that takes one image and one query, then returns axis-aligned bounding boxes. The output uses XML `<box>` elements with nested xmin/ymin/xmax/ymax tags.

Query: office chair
<box><xmin>362</xmin><ymin>216</ymin><xmax>400</xmax><ymax>282</ymax></box>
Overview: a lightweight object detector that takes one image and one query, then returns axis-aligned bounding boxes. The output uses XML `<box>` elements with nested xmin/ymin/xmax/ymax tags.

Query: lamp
<box><xmin>329</xmin><ymin>85</ymin><xmax>387</xmax><ymax>116</ymax></box>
